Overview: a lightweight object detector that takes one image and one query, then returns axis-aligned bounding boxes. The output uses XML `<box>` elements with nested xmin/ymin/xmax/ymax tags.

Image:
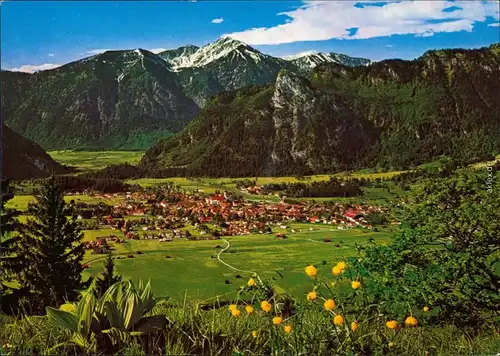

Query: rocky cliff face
<box><xmin>2</xmin><ymin>124</ymin><xmax>72</xmax><ymax>180</ymax></box>
<box><xmin>141</xmin><ymin>70</ymin><xmax>376</xmax><ymax>176</ymax></box>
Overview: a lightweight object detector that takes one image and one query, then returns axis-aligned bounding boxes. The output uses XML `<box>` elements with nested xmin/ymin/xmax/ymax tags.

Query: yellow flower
<box><xmin>272</xmin><ymin>316</ymin><xmax>283</xmax><ymax>325</ymax></box>
<box><xmin>333</xmin><ymin>314</ymin><xmax>344</xmax><ymax>326</ymax></box>
<box><xmin>247</xmin><ymin>278</ymin><xmax>256</xmax><ymax>287</ymax></box>
<box><xmin>332</xmin><ymin>265</ymin><xmax>343</xmax><ymax>276</ymax></box>
<box><xmin>388</xmin><ymin>342</ymin><xmax>394</xmax><ymax>348</ymax></box>
<box><xmin>351</xmin><ymin>280</ymin><xmax>361</xmax><ymax>289</ymax></box>
<box><xmin>351</xmin><ymin>320</ymin><xmax>359</xmax><ymax>332</ymax></box>
<box><xmin>306</xmin><ymin>291</ymin><xmax>317</xmax><ymax>301</ymax></box>
<box><xmin>386</xmin><ymin>320</ymin><xmax>398</xmax><ymax>329</ymax></box>
<box><xmin>283</xmin><ymin>325</ymin><xmax>292</xmax><ymax>334</ymax></box>
<box><xmin>245</xmin><ymin>305</ymin><xmax>254</xmax><ymax>314</ymax></box>
<box><xmin>261</xmin><ymin>300</ymin><xmax>272</xmax><ymax>313</ymax></box>
<box><xmin>323</xmin><ymin>299</ymin><xmax>335</xmax><ymax>311</ymax></box>
<box><xmin>336</xmin><ymin>261</ymin><xmax>347</xmax><ymax>270</ymax></box>
<box><xmin>231</xmin><ymin>309</ymin><xmax>241</xmax><ymax>317</ymax></box>
<box><xmin>405</xmin><ymin>316</ymin><xmax>418</xmax><ymax>327</ymax></box>
<box><xmin>305</xmin><ymin>265</ymin><xmax>317</xmax><ymax>277</ymax></box>
<box><xmin>228</xmin><ymin>304</ymin><xmax>238</xmax><ymax>311</ymax></box>
<box><xmin>252</xmin><ymin>330</ymin><xmax>257</xmax><ymax>338</ymax></box>
<box><xmin>423</xmin><ymin>306</ymin><xmax>430</xmax><ymax>312</ymax></box>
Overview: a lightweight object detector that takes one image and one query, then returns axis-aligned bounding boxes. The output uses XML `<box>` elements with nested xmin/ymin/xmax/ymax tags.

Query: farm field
<box><xmin>6</xmin><ymin>194</ymin><xmax>125</xmax><ymax>211</ymax></box>
<box><xmin>47</xmin><ymin>150</ymin><xmax>144</xmax><ymax>171</ymax></box>
<box><xmin>82</xmin><ymin>225</ymin><xmax>394</xmax><ymax>300</ymax></box>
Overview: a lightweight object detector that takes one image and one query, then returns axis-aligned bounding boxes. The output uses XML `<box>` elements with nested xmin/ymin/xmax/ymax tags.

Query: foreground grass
<box><xmin>1</xmin><ymin>301</ymin><xmax>498</xmax><ymax>355</ymax></box>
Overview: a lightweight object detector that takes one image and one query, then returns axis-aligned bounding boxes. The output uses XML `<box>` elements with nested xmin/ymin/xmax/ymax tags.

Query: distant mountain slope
<box><xmin>157</xmin><ymin>45</ymin><xmax>199</xmax><ymax>69</ymax></box>
<box><xmin>1</xmin><ymin>37</ymin><xmax>373</xmax><ymax>150</ymax></box>
<box><xmin>1</xmin><ymin>49</ymin><xmax>199</xmax><ymax>150</ymax></box>
<box><xmin>314</xmin><ymin>43</ymin><xmax>500</xmax><ymax>168</ymax></box>
<box><xmin>141</xmin><ymin>70</ymin><xmax>376</xmax><ymax>176</ymax></box>
<box><xmin>168</xmin><ymin>38</ymin><xmax>297</xmax><ymax>106</ymax></box>
<box><xmin>2</xmin><ymin>124</ymin><xmax>71</xmax><ymax>180</ymax></box>
<box><xmin>142</xmin><ymin>44</ymin><xmax>500</xmax><ymax>176</ymax></box>
<box><xmin>162</xmin><ymin>38</ymin><xmax>371</xmax><ymax>106</ymax></box>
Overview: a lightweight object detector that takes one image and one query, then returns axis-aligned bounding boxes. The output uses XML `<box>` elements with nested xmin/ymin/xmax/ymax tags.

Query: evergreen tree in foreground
<box><xmin>17</xmin><ymin>177</ymin><xmax>88</xmax><ymax>312</ymax></box>
<box><xmin>96</xmin><ymin>251</ymin><xmax>122</xmax><ymax>296</ymax></box>
<box><xmin>0</xmin><ymin>180</ymin><xmax>23</xmax><ymax>294</ymax></box>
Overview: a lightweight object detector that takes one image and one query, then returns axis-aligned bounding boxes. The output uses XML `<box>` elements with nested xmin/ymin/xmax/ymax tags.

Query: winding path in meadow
<box><xmin>216</xmin><ymin>238</ymin><xmax>258</xmax><ymax>275</ymax></box>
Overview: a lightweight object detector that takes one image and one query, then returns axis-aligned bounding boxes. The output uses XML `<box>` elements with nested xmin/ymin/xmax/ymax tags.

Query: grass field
<box><xmin>83</xmin><ymin>225</ymin><xmax>394</xmax><ymax>300</ymax></box>
<box><xmin>47</xmin><ymin>150</ymin><xmax>143</xmax><ymax>171</ymax></box>
<box><xmin>6</xmin><ymin>194</ymin><xmax>125</xmax><ymax>212</ymax></box>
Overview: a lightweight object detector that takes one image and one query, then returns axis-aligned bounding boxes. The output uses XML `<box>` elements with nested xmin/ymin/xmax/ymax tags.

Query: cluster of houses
<box><xmin>80</xmin><ymin>190</ymin><xmax>392</xmax><ymax>245</ymax></box>
<box><xmin>83</xmin><ymin>237</ymin><xmax>113</xmax><ymax>253</ymax></box>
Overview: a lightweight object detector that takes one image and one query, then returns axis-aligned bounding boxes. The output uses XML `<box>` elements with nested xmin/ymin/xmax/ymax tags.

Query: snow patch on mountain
<box><xmin>282</xmin><ymin>51</ymin><xmax>319</xmax><ymax>60</ymax></box>
<box><xmin>283</xmin><ymin>51</ymin><xmax>371</xmax><ymax>70</ymax></box>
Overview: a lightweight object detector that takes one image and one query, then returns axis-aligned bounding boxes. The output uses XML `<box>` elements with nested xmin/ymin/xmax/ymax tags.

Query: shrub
<box><xmin>358</xmin><ymin>173</ymin><xmax>500</xmax><ymax>327</ymax></box>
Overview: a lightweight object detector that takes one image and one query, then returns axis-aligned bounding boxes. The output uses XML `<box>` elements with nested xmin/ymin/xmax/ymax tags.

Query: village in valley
<box><xmin>77</xmin><ymin>183</ymin><xmax>394</xmax><ymax>255</ymax></box>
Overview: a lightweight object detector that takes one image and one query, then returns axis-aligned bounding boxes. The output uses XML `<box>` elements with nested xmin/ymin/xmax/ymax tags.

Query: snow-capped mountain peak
<box><xmin>283</xmin><ymin>51</ymin><xmax>371</xmax><ymax>70</ymax></box>
<box><xmin>179</xmin><ymin>36</ymin><xmax>259</xmax><ymax>69</ymax></box>
<box><xmin>282</xmin><ymin>51</ymin><xmax>319</xmax><ymax>60</ymax></box>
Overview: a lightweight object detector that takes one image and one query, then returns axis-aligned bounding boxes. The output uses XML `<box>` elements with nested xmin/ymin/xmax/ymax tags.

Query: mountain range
<box><xmin>1</xmin><ymin>37</ymin><xmax>370</xmax><ymax>150</ymax></box>
<box><xmin>141</xmin><ymin>44</ymin><xmax>500</xmax><ymax>176</ymax></box>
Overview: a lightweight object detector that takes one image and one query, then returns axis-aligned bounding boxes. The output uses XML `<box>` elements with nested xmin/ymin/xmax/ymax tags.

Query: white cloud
<box><xmin>48</xmin><ymin>53</ymin><xmax>55</xmax><ymax>57</ymax></box>
<box><xmin>488</xmin><ymin>22</ymin><xmax>500</xmax><ymax>27</ymax></box>
<box><xmin>386</xmin><ymin>44</ymin><xmax>393</xmax><ymax>47</ymax></box>
<box><xmin>224</xmin><ymin>1</ymin><xmax>500</xmax><ymax>45</ymax></box>
<box><xmin>9</xmin><ymin>63</ymin><xmax>61</xmax><ymax>73</ymax></box>
<box><xmin>149</xmin><ymin>48</ymin><xmax>167</xmax><ymax>54</ymax></box>
<box><xmin>211</xmin><ymin>17</ymin><xmax>224</xmax><ymax>24</ymax></box>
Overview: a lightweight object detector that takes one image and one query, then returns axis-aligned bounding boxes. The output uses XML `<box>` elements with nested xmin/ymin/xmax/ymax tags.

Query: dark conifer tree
<box><xmin>16</xmin><ymin>177</ymin><xmax>88</xmax><ymax>311</ymax></box>
<box><xmin>0</xmin><ymin>180</ymin><xmax>23</xmax><ymax>294</ymax></box>
<box><xmin>96</xmin><ymin>251</ymin><xmax>122</xmax><ymax>296</ymax></box>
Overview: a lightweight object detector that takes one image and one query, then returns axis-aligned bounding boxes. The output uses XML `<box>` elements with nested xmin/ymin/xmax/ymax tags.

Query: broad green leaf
<box><xmin>46</xmin><ymin>306</ymin><xmax>79</xmax><ymax>332</ymax></box>
<box><xmin>77</xmin><ymin>291</ymin><xmax>97</xmax><ymax>339</ymax></box>
<box><xmin>103</xmin><ymin>300</ymin><xmax>124</xmax><ymax>329</ymax></box>
<box><xmin>124</xmin><ymin>292</ymin><xmax>142</xmax><ymax>330</ymax></box>
<box><xmin>102</xmin><ymin>327</ymin><xmax>132</xmax><ymax>345</ymax></box>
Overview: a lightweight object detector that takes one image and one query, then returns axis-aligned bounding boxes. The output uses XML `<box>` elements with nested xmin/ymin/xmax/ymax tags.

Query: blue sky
<box><xmin>1</xmin><ymin>1</ymin><xmax>499</xmax><ymax>72</ymax></box>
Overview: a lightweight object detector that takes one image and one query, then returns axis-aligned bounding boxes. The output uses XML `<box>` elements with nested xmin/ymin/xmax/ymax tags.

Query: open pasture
<box><xmin>83</xmin><ymin>225</ymin><xmax>393</xmax><ymax>300</ymax></box>
<box><xmin>48</xmin><ymin>150</ymin><xmax>143</xmax><ymax>171</ymax></box>
<box><xmin>6</xmin><ymin>194</ymin><xmax>124</xmax><ymax>212</ymax></box>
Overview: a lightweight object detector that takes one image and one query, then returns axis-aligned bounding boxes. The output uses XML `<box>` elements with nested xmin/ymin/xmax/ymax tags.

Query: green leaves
<box><xmin>123</xmin><ymin>289</ymin><xmax>142</xmax><ymax>330</ymax></box>
<box><xmin>46</xmin><ymin>306</ymin><xmax>79</xmax><ymax>333</ymax></box>
<box><xmin>361</xmin><ymin>173</ymin><xmax>500</xmax><ymax>327</ymax></box>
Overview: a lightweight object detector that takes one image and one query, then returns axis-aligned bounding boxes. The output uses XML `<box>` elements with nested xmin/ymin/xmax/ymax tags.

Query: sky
<box><xmin>1</xmin><ymin>0</ymin><xmax>499</xmax><ymax>73</ymax></box>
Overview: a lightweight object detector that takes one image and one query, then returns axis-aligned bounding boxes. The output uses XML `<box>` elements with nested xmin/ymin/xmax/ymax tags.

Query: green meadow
<box><xmin>83</xmin><ymin>225</ymin><xmax>394</xmax><ymax>300</ymax></box>
<box><xmin>47</xmin><ymin>150</ymin><xmax>144</xmax><ymax>171</ymax></box>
